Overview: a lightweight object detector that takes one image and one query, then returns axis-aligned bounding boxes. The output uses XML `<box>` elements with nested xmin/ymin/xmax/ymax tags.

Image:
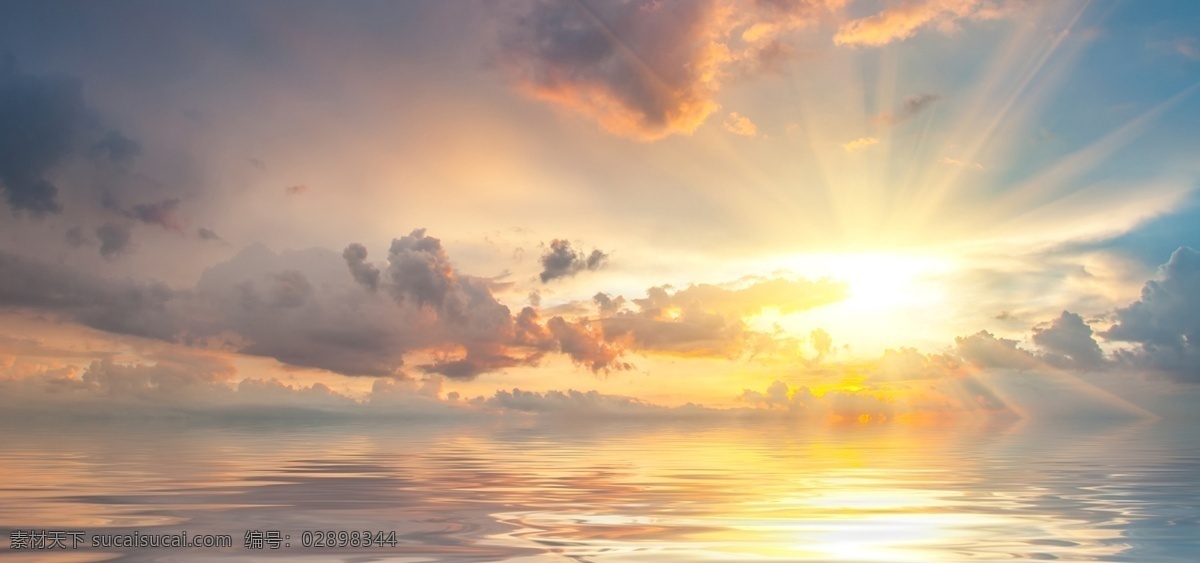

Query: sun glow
<box><xmin>748</xmin><ymin>252</ymin><xmax>958</xmax><ymax>356</ymax></box>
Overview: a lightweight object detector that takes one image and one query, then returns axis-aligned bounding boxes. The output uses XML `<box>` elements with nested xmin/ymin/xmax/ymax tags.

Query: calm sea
<box><xmin>1</xmin><ymin>417</ymin><xmax>1197</xmax><ymax>561</ymax></box>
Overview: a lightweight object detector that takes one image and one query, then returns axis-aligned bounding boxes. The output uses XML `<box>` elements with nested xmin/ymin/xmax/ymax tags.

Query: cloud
<box><xmin>1174</xmin><ymin>38</ymin><xmax>1200</xmax><ymax>61</ymax></box>
<box><xmin>593</xmin><ymin>292</ymin><xmax>627</xmax><ymax>315</ymax></box>
<box><xmin>486</xmin><ymin>388</ymin><xmax>684</xmax><ymax>417</ymax></box>
<box><xmin>196</xmin><ymin>227</ymin><xmax>222</xmax><ymax>242</ymax></box>
<box><xmin>285</xmin><ymin>184</ymin><xmax>308</xmax><ymax>195</ymax></box>
<box><xmin>0</xmin><ymin>250</ymin><xmax>177</xmax><ymax>338</ymax></box>
<box><xmin>1101</xmin><ymin>247</ymin><xmax>1200</xmax><ymax>383</ymax></box>
<box><xmin>96</xmin><ymin>222</ymin><xmax>132</xmax><ymax>259</ymax></box>
<box><xmin>871</xmin><ymin>93</ymin><xmax>940</xmax><ymax>125</ymax></box>
<box><xmin>723</xmin><ymin>112</ymin><xmax>759</xmax><ymax>136</ymax></box>
<box><xmin>90</xmin><ymin>130</ymin><xmax>141</xmax><ymax>163</ymax></box>
<box><xmin>547</xmin><ymin>315</ymin><xmax>632</xmax><ymax>372</ymax></box>
<box><xmin>0</xmin><ymin>58</ymin><xmax>95</xmax><ymax>215</ymax></box>
<box><xmin>381</xmin><ymin>229</ymin><xmax>468</xmax><ymax>316</ymax></box>
<box><xmin>539</xmin><ymin>239</ymin><xmax>609</xmax><ymax>283</ymax></box>
<box><xmin>0</xmin><ymin>356</ymin><xmax>461</xmax><ymax>419</ymax></box>
<box><xmin>740</xmin><ymin>374</ymin><xmax>1004</xmax><ymax>419</ymax></box>
<box><xmin>268</xmin><ymin>270</ymin><xmax>314</xmax><ymax>308</ymax></box>
<box><xmin>1032</xmin><ymin>311</ymin><xmax>1105</xmax><ymax>370</ymax></box>
<box><xmin>342</xmin><ymin>243</ymin><xmax>381</xmax><ymax>291</ymax></box>
<box><xmin>955</xmin><ymin>330</ymin><xmax>1040</xmax><ymax>370</ymax></box>
<box><xmin>65</xmin><ymin>227</ymin><xmax>88</xmax><ymax>248</ymax></box>
<box><xmin>940</xmin><ymin>156</ymin><xmax>984</xmax><ymax>170</ymax></box>
<box><xmin>810</xmin><ymin>328</ymin><xmax>833</xmax><ymax>356</ymax></box>
<box><xmin>597</xmin><ymin>277</ymin><xmax>847</xmax><ymax>357</ymax></box>
<box><xmin>834</xmin><ymin>0</ymin><xmax>1019</xmax><ymax>47</ymax></box>
<box><xmin>126</xmin><ymin>198</ymin><xmax>184</xmax><ymax>232</ymax></box>
<box><xmin>842</xmin><ymin>136</ymin><xmax>879</xmax><ymax>152</ymax></box>
<box><xmin>498</xmin><ymin>0</ymin><xmax>842</xmax><ymax>140</ymax></box>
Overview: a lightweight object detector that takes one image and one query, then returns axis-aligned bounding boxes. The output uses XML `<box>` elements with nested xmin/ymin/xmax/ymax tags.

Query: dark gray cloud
<box><xmin>65</xmin><ymin>226</ymin><xmax>87</xmax><ymax>248</ymax></box>
<box><xmin>539</xmin><ymin>239</ymin><xmax>608</xmax><ymax>283</ymax></box>
<box><xmin>0</xmin><ymin>55</ymin><xmax>144</xmax><ymax>218</ymax></box>
<box><xmin>593</xmin><ymin>292</ymin><xmax>626</xmax><ymax>315</ymax></box>
<box><xmin>96</xmin><ymin>222</ymin><xmax>132</xmax><ymax>259</ymax></box>
<box><xmin>126</xmin><ymin>198</ymin><xmax>183</xmax><ymax>232</ymax></box>
<box><xmin>871</xmin><ymin>93</ymin><xmax>941</xmax><ymax>125</ymax></box>
<box><xmin>0</xmin><ymin>249</ymin><xmax>177</xmax><ymax>339</ymax></box>
<box><xmin>1032</xmin><ymin>311</ymin><xmax>1105</xmax><ymax>370</ymax></box>
<box><xmin>0</xmin><ymin>58</ymin><xmax>92</xmax><ymax>215</ymax></box>
<box><xmin>1102</xmin><ymin>246</ymin><xmax>1200</xmax><ymax>382</ymax></box>
<box><xmin>385</xmin><ymin>229</ymin><xmax>463</xmax><ymax>314</ymax></box>
<box><xmin>90</xmin><ymin>130</ymin><xmax>141</xmax><ymax>163</ymax></box>
<box><xmin>196</xmin><ymin>227</ymin><xmax>221</xmax><ymax>241</ymax></box>
<box><xmin>498</xmin><ymin>0</ymin><xmax>723</xmax><ymax>140</ymax></box>
<box><xmin>342</xmin><ymin>243</ymin><xmax>380</xmax><ymax>292</ymax></box>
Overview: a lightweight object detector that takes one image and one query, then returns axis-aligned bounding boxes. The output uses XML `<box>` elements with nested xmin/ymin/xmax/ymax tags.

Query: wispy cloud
<box><xmin>843</xmin><ymin>136</ymin><xmax>880</xmax><ymax>152</ymax></box>
<box><xmin>940</xmin><ymin>156</ymin><xmax>984</xmax><ymax>170</ymax></box>
<box><xmin>872</xmin><ymin>93</ymin><xmax>941</xmax><ymax>125</ymax></box>
<box><xmin>834</xmin><ymin>0</ymin><xmax>1022</xmax><ymax>47</ymax></box>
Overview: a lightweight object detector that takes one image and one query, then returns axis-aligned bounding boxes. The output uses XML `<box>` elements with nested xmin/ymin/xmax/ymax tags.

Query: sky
<box><xmin>1</xmin><ymin>0</ymin><xmax>1199</xmax><ymax>422</ymax></box>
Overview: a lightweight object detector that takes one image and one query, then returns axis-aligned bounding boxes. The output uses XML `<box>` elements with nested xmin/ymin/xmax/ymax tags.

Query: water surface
<box><xmin>1</xmin><ymin>417</ymin><xmax>1197</xmax><ymax>561</ymax></box>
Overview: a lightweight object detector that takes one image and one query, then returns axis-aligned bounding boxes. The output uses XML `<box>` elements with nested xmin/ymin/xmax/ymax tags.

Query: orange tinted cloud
<box><xmin>723</xmin><ymin>112</ymin><xmax>759</xmax><ymax>136</ymax></box>
<box><xmin>499</xmin><ymin>0</ymin><xmax>842</xmax><ymax>140</ymax></box>
<box><xmin>842</xmin><ymin>136</ymin><xmax>879</xmax><ymax>151</ymax></box>
<box><xmin>834</xmin><ymin>0</ymin><xmax>1018</xmax><ymax>47</ymax></box>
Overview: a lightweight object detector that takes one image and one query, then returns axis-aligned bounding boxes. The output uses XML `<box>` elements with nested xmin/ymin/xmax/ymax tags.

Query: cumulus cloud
<box><xmin>1032</xmin><ymin>311</ymin><xmax>1105</xmax><ymax>370</ymax></box>
<box><xmin>498</xmin><ymin>0</ymin><xmax>842</xmax><ymax>140</ymax></box>
<box><xmin>1102</xmin><ymin>246</ymin><xmax>1200</xmax><ymax>383</ymax></box>
<box><xmin>539</xmin><ymin>239</ymin><xmax>609</xmax><ymax>283</ymax></box>
<box><xmin>342</xmin><ymin>243</ymin><xmax>381</xmax><ymax>291</ymax></box>
<box><xmin>384</xmin><ymin>228</ymin><xmax>465</xmax><ymax>315</ymax></box>
<box><xmin>596</xmin><ymin>277</ymin><xmax>847</xmax><ymax>358</ymax></box>
<box><xmin>834</xmin><ymin>0</ymin><xmax>1020</xmax><ymax>47</ymax></box>
<box><xmin>593</xmin><ymin>292</ymin><xmax>627</xmax><ymax>315</ymax></box>
<box><xmin>954</xmin><ymin>330</ymin><xmax>1040</xmax><ymax>370</ymax></box>
<box><xmin>0</xmin><ymin>229</ymin><xmax>644</xmax><ymax>380</ymax></box>
<box><xmin>871</xmin><ymin>93</ymin><xmax>940</xmax><ymax>125</ymax></box>
<box><xmin>723</xmin><ymin>112</ymin><xmax>759</xmax><ymax>136</ymax></box>
<box><xmin>842</xmin><ymin>136</ymin><xmax>879</xmax><ymax>151</ymax></box>
<box><xmin>547</xmin><ymin>316</ymin><xmax>632</xmax><ymax>371</ymax></box>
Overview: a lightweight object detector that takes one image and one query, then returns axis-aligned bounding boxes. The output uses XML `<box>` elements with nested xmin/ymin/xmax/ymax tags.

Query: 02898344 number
<box><xmin>300</xmin><ymin>530</ymin><xmax>398</xmax><ymax>548</ymax></box>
